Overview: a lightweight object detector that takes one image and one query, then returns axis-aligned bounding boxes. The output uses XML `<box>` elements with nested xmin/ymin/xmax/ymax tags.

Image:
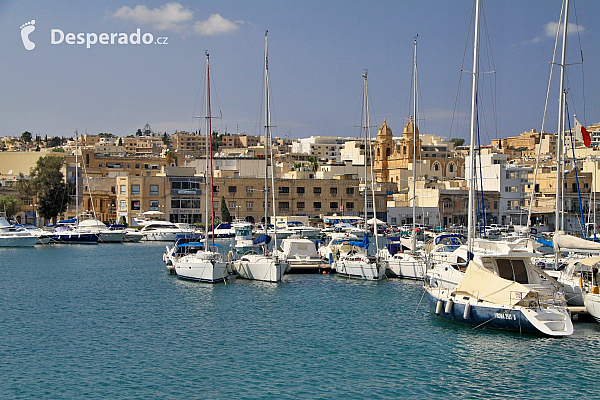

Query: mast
<box><xmin>362</xmin><ymin>71</ymin><xmax>369</xmax><ymax>237</ymax></box>
<box><xmin>265</xmin><ymin>31</ymin><xmax>278</xmax><ymax>255</ymax></box>
<box><xmin>412</xmin><ymin>36</ymin><xmax>418</xmax><ymax>253</ymax></box>
<box><xmin>75</xmin><ymin>129</ymin><xmax>79</xmax><ymax>224</ymax></box>
<box><xmin>555</xmin><ymin>0</ymin><xmax>569</xmax><ymax>231</ymax></box>
<box><xmin>204</xmin><ymin>51</ymin><xmax>213</xmax><ymax>250</ymax></box>
<box><xmin>467</xmin><ymin>0</ymin><xmax>481</xmax><ymax>256</ymax></box>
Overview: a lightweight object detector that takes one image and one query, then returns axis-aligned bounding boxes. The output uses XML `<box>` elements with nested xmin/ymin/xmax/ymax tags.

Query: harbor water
<box><xmin>1</xmin><ymin>243</ymin><xmax>600</xmax><ymax>399</ymax></box>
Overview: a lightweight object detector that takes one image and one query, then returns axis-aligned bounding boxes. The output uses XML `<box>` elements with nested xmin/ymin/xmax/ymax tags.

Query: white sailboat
<box><xmin>173</xmin><ymin>51</ymin><xmax>228</xmax><ymax>283</ymax></box>
<box><xmin>424</xmin><ymin>0</ymin><xmax>572</xmax><ymax>336</ymax></box>
<box><xmin>380</xmin><ymin>37</ymin><xmax>427</xmax><ymax>280</ymax></box>
<box><xmin>333</xmin><ymin>71</ymin><xmax>385</xmax><ymax>280</ymax></box>
<box><xmin>231</xmin><ymin>31</ymin><xmax>288</xmax><ymax>283</ymax></box>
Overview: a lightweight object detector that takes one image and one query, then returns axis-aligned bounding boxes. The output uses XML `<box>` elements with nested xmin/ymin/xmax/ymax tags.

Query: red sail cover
<box><xmin>575</xmin><ymin>118</ymin><xmax>591</xmax><ymax>147</ymax></box>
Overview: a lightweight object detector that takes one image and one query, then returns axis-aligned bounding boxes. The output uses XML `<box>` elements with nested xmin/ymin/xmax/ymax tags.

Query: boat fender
<box><xmin>445</xmin><ymin>299</ymin><xmax>453</xmax><ymax>314</ymax></box>
<box><xmin>579</xmin><ymin>276</ymin><xmax>583</xmax><ymax>289</ymax></box>
<box><xmin>463</xmin><ymin>303</ymin><xmax>471</xmax><ymax>320</ymax></box>
<box><xmin>435</xmin><ymin>300</ymin><xmax>443</xmax><ymax>315</ymax></box>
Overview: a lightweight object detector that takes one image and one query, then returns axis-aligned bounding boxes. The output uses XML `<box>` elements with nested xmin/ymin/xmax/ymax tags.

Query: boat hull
<box><xmin>0</xmin><ymin>235</ymin><xmax>39</xmax><ymax>247</ymax></box>
<box><xmin>584</xmin><ymin>291</ymin><xmax>600</xmax><ymax>323</ymax></box>
<box><xmin>425</xmin><ymin>287</ymin><xmax>573</xmax><ymax>336</ymax></box>
<box><xmin>51</xmin><ymin>232</ymin><xmax>98</xmax><ymax>244</ymax></box>
<box><xmin>232</xmin><ymin>254</ymin><xmax>288</xmax><ymax>282</ymax></box>
<box><xmin>334</xmin><ymin>259</ymin><xmax>385</xmax><ymax>280</ymax></box>
<box><xmin>174</xmin><ymin>257</ymin><xmax>229</xmax><ymax>283</ymax></box>
<box><xmin>97</xmin><ymin>231</ymin><xmax>125</xmax><ymax>243</ymax></box>
<box><xmin>386</xmin><ymin>254</ymin><xmax>426</xmax><ymax>280</ymax></box>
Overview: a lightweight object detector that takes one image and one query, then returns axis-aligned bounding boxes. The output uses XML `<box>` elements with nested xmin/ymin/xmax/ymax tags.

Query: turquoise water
<box><xmin>1</xmin><ymin>243</ymin><xmax>600</xmax><ymax>399</ymax></box>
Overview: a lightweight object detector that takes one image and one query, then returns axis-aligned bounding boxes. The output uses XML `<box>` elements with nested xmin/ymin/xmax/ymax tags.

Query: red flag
<box><xmin>575</xmin><ymin>118</ymin><xmax>591</xmax><ymax>147</ymax></box>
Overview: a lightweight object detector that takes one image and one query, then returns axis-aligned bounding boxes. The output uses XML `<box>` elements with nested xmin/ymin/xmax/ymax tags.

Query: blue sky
<box><xmin>1</xmin><ymin>0</ymin><xmax>599</xmax><ymax>145</ymax></box>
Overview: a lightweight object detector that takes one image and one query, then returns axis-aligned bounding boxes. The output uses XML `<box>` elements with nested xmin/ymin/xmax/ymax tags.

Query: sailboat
<box><xmin>173</xmin><ymin>51</ymin><xmax>229</xmax><ymax>283</ymax></box>
<box><xmin>50</xmin><ymin>130</ymin><xmax>98</xmax><ymax>244</ymax></box>
<box><xmin>231</xmin><ymin>31</ymin><xmax>289</xmax><ymax>283</ymax></box>
<box><xmin>332</xmin><ymin>70</ymin><xmax>385</xmax><ymax>280</ymax></box>
<box><xmin>380</xmin><ymin>37</ymin><xmax>427</xmax><ymax>280</ymax></box>
<box><xmin>424</xmin><ymin>0</ymin><xmax>572</xmax><ymax>336</ymax></box>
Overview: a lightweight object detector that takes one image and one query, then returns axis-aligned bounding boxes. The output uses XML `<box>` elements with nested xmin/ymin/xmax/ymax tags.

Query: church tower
<box><xmin>374</xmin><ymin>119</ymin><xmax>394</xmax><ymax>182</ymax></box>
<box><xmin>401</xmin><ymin>116</ymin><xmax>420</xmax><ymax>160</ymax></box>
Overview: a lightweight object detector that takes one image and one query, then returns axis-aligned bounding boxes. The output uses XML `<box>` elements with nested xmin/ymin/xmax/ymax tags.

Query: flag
<box><xmin>575</xmin><ymin>118</ymin><xmax>592</xmax><ymax>147</ymax></box>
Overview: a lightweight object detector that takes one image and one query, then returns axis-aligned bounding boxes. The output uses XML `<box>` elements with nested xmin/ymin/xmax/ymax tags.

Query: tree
<box><xmin>27</xmin><ymin>156</ymin><xmax>71</xmax><ymax>223</ymax></box>
<box><xmin>48</xmin><ymin>136</ymin><xmax>62</xmax><ymax>147</ymax></box>
<box><xmin>0</xmin><ymin>194</ymin><xmax>21</xmax><ymax>219</ymax></box>
<box><xmin>165</xmin><ymin>150</ymin><xmax>177</xmax><ymax>166</ymax></box>
<box><xmin>162</xmin><ymin>132</ymin><xmax>170</xmax><ymax>146</ymax></box>
<box><xmin>450</xmin><ymin>138</ymin><xmax>465</xmax><ymax>147</ymax></box>
<box><xmin>21</xmin><ymin>131</ymin><xmax>32</xmax><ymax>143</ymax></box>
<box><xmin>220</xmin><ymin>196</ymin><xmax>231</xmax><ymax>223</ymax></box>
<box><xmin>117</xmin><ymin>137</ymin><xmax>123</xmax><ymax>146</ymax></box>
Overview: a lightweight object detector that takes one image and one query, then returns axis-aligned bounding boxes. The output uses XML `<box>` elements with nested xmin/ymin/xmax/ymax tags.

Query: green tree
<box><xmin>162</xmin><ymin>132</ymin><xmax>170</xmax><ymax>146</ymax></box>
<box><xmin>49</xmin><ymin>136</ymin><xmax>62</xmax><ymax>147</ymax></box>
<box><xmin>21</xmin><ymin>131</ymin><xmax>32</xmax><ymax>143</ymax></box>
<box><xmin>165</xmin><ymin>150</ymin><xmax>177</xmax><ymax>166</ymax></box>
<box><xmin>0</xmin><ymin>194</ymin><xmax>21</xmax><ymax>219</ymax></box>
<box><xmin>27</xmin><ymin>156</ymin><xmax>71</xmax><ymax>223</ymax></box>
<box><xmin>220</xmin><ymin>196</ymin><xmax>231</xmax><ymax>223</ymax></box>
<box><xmin>117</xmin><ymin>137</ymin><xmax>123</xmax><ymax>146</ymax></box>
<box><xmin>450</xmin><ymin>138</ymin><xmax>465</xmax><ymax>147</ymax></box>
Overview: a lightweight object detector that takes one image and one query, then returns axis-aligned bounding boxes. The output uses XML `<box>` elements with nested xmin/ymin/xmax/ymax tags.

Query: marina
<box><xmin>2</xmin><ymin>243</ymin><xmax>600</xmax><ymax>398</ymax></box>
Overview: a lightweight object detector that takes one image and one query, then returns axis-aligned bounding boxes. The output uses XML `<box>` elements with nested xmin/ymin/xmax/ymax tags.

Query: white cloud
<box><xmin>544</xmin><ymin>21</ymin><xmax>585</xmax><ymax>38</ymax></box>
<box><xmin>112</xmin><ymin>3</ymin><xmax>193</xmax><ymax>32</ymax></box>
<box><xmin>194</xmin><ymin>14</ymin><xmax>239</xmax><ymax>35</ymax></box>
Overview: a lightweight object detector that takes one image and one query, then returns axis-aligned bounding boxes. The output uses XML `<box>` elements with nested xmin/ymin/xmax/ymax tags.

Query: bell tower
<box><xmin>374</xmin><ymin>119</ymin><xmax>394</xmax><ymax>182</ymax></box>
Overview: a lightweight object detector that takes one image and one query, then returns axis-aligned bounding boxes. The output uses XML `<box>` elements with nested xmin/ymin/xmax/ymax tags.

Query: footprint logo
<box><xmin>20</xmin><ymin>20</ymin><xmax>36</xmax><ymax>50</ymax></box>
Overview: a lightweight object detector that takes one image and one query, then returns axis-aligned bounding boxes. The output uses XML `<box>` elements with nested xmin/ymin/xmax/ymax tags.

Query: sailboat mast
<box><xmin>263</xmin><ymin>31</ymin><xmax>270</xmax><ymax>253</ymax></box>
<box><xmin>75</xmin><ymin>129</ymin><xmax>78</xmax><ymax>223</ymax></box>
<box><xmin>362</xmin><ymin>71</ymin><xmax>369</xmax><ymax>234</ymax></box>
<box><xmin>555</xmin><ymin>0</ymin><xmax>569</xmax><ymax>231</ymax></box>
<box><xmin>365</xmin><ymin>72</ymin><xmax>379</xmax><ymax>253</ymax></box>
<box><xmin>467</xmin><ymin>0</ymin><xmax>481</xmax><ymax>256</ymax></box>
<box><xmin>266</xmin><ymin>31</ymin><xmax>278</xmax><ymax>254</ymax></box>
<box><xmin>204</xmin><ymin>51</ymin><xmax>211</xmax><ymax>248</ymax></box>
<box><xmin>412</xmin><ymin>37</ymin><xmax>418</xmax><ymax>252</ymax></box>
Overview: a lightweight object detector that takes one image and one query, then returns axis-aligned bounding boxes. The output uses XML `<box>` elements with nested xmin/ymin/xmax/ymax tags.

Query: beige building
<box><xmin>116</xmin><ymin>166</ymin><xmax>203</xmax><ymax>226</ymax></box>
<box><xmin>373</xmin><ymin>118</ymin><xmax>463</xmax><ymax>189</ymax></box>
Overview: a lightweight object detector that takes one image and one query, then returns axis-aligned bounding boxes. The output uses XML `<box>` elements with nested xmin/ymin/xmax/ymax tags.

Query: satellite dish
<box><xmin>8</xmin><ymin>170</ymin><xmax>12</xmax><ymax>174</ymax></box>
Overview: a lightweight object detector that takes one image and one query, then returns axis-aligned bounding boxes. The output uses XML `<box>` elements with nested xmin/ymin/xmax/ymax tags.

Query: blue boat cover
<box><xmin>349</xmin><ymin>234</ymin><xmax>368</xmax><ymax>249</ymax></box>
<box><xmin>253</xmin><ymin>234</ymin><xmax>272</xmax><ymax>245</ymax></box>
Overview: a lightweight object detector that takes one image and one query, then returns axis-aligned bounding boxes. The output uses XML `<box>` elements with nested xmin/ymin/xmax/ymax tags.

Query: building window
<box><xmin>297</xmin><ymin>202</ymin><xmax>305</xmax><ymax>209</ymax></box>
<box><xmin>228</xmin><ymin>201</ymin><xmax>236</xmax><ymax>208</ymax></box>
<box><xmin>297</xmin><ymin>187</ymin><xmax>305</xmax><ymax>194</ymax></box>
<box><xmin>433</xmin><ymin>162</ymin><xmax>440</xmax><ymax>172</ymax></box>
<box><xmin>228</xmin><ymin>186</ymin><xmax>237</xmax><ymax>193</ymax></box>
<box><xmin>131</xmin><ymin>184</ymin><xmax>140</xmax><ymax>195</ymax></box>
<box><xmin>314</xmin><ymin>187</ymin><xmax>321</xmax><ymax>195</ymax></box>
<box><xmin>278</xmin><ymin>202</ymin><xmax>290</xmax><ymax>210</ymax></box>
<box><xmin>448</xmin><ymin>163</ymin><xmax>455</xmax><ymax>173</ymax></box>
<box><xmin>246</xmin><ymin>186</ymin><xmax>253</xmax><ymax>194</ymax></box>
<box><xmin>150</xmin><ymin>185</ymin><xmax>159</xmax><ymax>195</ymax></box>
<box><xmin>346</xmin><ymin>187</ymin><xmax>354</xmax><ymax>196</ymax></box>
<box><xmin>120</xmin><ymin>200</ymin><xmax>127</xmax><ymax>210</ymax></box>
<box><xmin>246</xmin><ymin>201</ymin><xmax>254</xmax><ymax>210</ymax></box>
<box><xmin>135</xmin><ymin>164</ymin><xmax>140</xmax><ymax>169</ymax></box>
<box><xmin>330</xmin><ymin>202</ymin><xmax>338</xmax><ymax>209</ymax></box>
<box><xmin>120</xmin><ymin>185</ymin><xmax>126</xmax><ymax>195</ymax></box>
<box><xmin>313</xmin><ymin>202</ymin><xmax>321</xmax><ymax>209</ymax></box>
<box><xmin>346</xmin><ymin>202</ymin><xmax>354</xmax><ymax>210</ymax></box>
<box><xmin>442</xmin><ymin>198</ymin><xmax>453</xmax><ymax>210</ymax></box>
<box><xmin>330</xmin><ymin>187</ymin><xmax>338</xmax><ymax>196</ymax></box>
<box><xmin>279</xmin><ymin>187</ymin><xmax>290</xmax><ymax>194</ymax></box>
